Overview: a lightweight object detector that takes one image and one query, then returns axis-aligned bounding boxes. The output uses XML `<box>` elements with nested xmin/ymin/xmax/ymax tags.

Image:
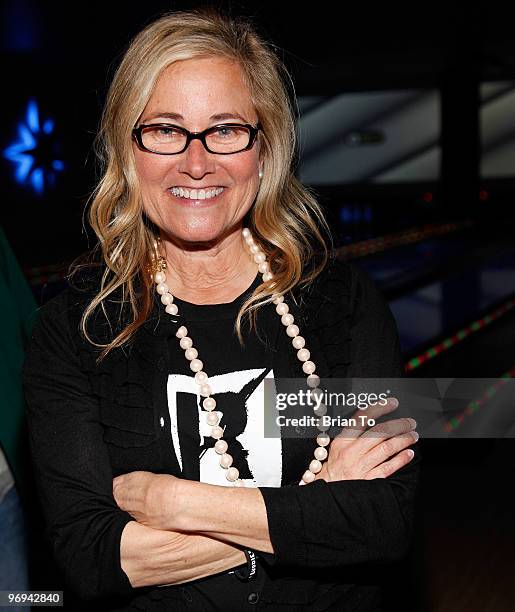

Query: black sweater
<box><xmin>22</xmin><ymin>257</ymin><xmax>420</xmax><ymax>611</ymax></box>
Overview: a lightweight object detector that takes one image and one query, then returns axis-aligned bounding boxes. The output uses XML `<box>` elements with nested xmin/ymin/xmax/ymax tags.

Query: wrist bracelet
<box><xmin>234</xmin><ymin>549</ymin><xmax>258</xmax><ymax>582</ymax></box>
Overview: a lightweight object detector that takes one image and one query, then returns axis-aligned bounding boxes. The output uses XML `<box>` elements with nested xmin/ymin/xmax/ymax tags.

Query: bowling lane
<box><xmin>392</xmin><ymin>250</ymin><xmax>515</xmax><ymax>353</ymax></box>
<box><xmin>347</xmin><ymin>227</ymin><xmax>515</xmax><ymax>354</ymax></box>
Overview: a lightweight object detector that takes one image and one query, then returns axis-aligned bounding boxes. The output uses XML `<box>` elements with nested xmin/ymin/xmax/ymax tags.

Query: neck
<box><xmin>159</xmin><ymin>227</ymin><xmax>257</xmax><ymax>304</ymax></box>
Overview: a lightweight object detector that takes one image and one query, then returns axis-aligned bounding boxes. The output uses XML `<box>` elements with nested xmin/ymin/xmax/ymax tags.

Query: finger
<box><xmin>335</xmin><ymin>397</ymin><xmax>401</xmax><ymax>440</ymax></box>
<box><xmin>362</xmin><ymin>429</ymin><xmax>419</xmax><ymax>472</ymax></box>
<box><xmin>362</xmin><ymin>416</ymin><xmax>417</xmax><ymax>440</ymax></box>
<box><xmin>333</xmin><ymin>416</ymin><xmax>416</xmax><ymax>461</ymax></box>
<box><xmin>355</xmin><ymin>417</ymin><xmax>416</xmax><ymax>454</ymax></box>
<box><xmin>364</xmin><ymin>447</ymin><xmax>416</xmax><ymax>480</ymax></box>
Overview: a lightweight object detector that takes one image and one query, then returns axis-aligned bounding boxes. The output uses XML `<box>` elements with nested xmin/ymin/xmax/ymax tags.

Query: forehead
<box><xmin>143</xmin><ymin>56</ymin><xmax>257</xmax><ymax>124</ymax></box>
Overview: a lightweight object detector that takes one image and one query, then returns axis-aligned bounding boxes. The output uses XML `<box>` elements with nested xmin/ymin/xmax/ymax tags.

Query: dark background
<box><xmin>2</xmin><ymin>2</ymin><xmax>515</xmax><ymax>611</ymax></box>
<box><xmin>2</xmin><ymin>2</ymin><xmax>515</xmax><ymax>265</ymax></box>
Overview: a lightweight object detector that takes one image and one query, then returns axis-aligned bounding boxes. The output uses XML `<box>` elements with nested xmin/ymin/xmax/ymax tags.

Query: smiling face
<box><xmin>133</xmin><ymin>56</ymin><xmax>262</xmax><ymax>246</ymax></box>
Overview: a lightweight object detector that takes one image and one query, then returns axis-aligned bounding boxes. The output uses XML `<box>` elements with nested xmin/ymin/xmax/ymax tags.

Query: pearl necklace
<box><xmin>152</xmin><ymin>227</ymin><xmax>331</xmax><ymax>487</ymax></box>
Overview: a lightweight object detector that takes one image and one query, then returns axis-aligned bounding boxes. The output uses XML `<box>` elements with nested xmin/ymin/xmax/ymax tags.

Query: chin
<box><xmin>164</xmin><ymin>219</ymin><xmax>234</xmax><ymax>247</ymax></box>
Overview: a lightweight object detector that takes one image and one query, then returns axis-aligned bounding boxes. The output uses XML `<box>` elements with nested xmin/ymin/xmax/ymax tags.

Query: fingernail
<box><xmin>409</xmin><ymin>418</ymin><xmax>417</xmax><ymax>428</ymax></box>
<box><xmin>407</xmin><ymin>449</ymin><xmax>415</xmax><ymax>458</ymax></box>
<box><xmin>412</xmin><ymin>431</ymin><xmax>419</xmax><ymax>441</ymax></box>
<box><xmin>388</xmin><ymin>397</ymin><xmax>399</xmax><ymax>408</ymax></box>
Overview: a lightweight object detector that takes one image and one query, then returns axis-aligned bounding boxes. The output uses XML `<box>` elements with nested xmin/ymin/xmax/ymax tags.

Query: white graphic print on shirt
<box><xmin>166</xmin><ymin>368</ymin><xmax>281</xmax><ymax>488</ymax></box>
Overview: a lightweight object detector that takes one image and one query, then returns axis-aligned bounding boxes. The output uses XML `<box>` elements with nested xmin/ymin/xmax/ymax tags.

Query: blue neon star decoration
<box><xmin>4</xmin><ymin>99</ymin><xmax>65</xmax><ymax>195</ymax></box>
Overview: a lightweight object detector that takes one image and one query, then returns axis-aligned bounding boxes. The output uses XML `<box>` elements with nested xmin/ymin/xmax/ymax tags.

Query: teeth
<box><xmin>170</xmin><ymin>187</ymin><xmax>224</xmax><ymax>200</ymax></box>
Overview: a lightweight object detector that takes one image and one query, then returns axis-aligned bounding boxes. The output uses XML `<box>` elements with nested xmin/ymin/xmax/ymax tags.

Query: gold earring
<box><xmin>150</xmin><ymin>235</ymin><xmax>167</xmax><ymax>276</ymax></box>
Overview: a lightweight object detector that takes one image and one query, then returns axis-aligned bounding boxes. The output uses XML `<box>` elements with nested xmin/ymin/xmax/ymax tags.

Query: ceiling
<box><xmin>2</xmin><ymin>2</ymin><xmax>515</xmax><ymax>91</ymax></box>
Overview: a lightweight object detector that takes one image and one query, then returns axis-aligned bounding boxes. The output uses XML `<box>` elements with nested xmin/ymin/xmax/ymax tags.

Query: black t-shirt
<box><xmin>162</xmin><ymin>273</ymin><xmax>287</xmax><ymax>610</ymax></box>
<box><xmin>164</xmin><ymin>272</ymin><xmax>287</xmax><ymax>488</ymax></box>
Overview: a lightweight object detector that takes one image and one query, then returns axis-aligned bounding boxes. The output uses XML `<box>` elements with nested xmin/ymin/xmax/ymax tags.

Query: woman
<box><xmin>23</xmin><ymin>9</ymin><xmax>420</xmax><ymax>611</ymax></box>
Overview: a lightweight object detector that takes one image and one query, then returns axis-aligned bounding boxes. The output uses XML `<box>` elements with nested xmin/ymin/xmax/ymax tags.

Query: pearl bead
<box><xmin>190</xmin><ymin>359</ymin><xmax>203</xmax><ymax>372</ymax></box>
<box><xmin>165</xmin><ymin>303</ymin><xmax>178</xmax><ymax>315</ymax></box>
<box><xmin>245</xmin><ymin>236</ymin><xmax>254</xmax><ymax>246</ymax></box>
<box><xmin>214</xmin><ymin>439</ymin><xmax>228</xmax><ymax>454</ymax></box>
<box><xmin>306</xmin><ymin>389</ymin><xmax>318</xmax><ymax>405</ymax></box>
<box><xmin>161</xmin><ymin>293</ymin><xmax>173</xmax><ymax>306</ymax></box>
<box><xmin>203</xmin><ymin>397</ymin><xmax>216</xmax><ymax>411</ymax></box>
<box><xmin>250</xmin><ymin>244</ymin><xmax>260</xmax><ymax>254</ymax></box>
<box><xmin>309</xmin><ymin>459</ymin><xmax>322</xmax><ymax>474</ymax></box>
<box><xmin>276</xmin><ymin>303</ymin><xmax>289</xmax><ymax>316</ymax></box>
<box><xmin>272</xmin><ymin>295</ymin><xmax>284</xmax><ymax>305</ymax></box>
<box><xmin>258</xmin><ymin>262</ymin><xmax>269</xmax><ymax>273</ymax></box>
<box><xmin>156</xmin><ymin>282</ymin><xmax>169</xmax><ymax>295</ymax></box>
<box><xmin>206</xmin><ymin>412</ymin><xmax>219</xmax><ymax>426</ymax></box>
<box><xmin>254</xmin><ymin>253</ymin><xmax>266</xmax><ymax>264</ymax></box>
<box><xmin>317</xmin><ymin>433</ymin><xmax>330</xmax><ymax>447</ymax></box>
<box><xmin>307</xmin><ymin>374</ymin><xmax>320</xmax><ymax>388</ymax></box>
<box><xmin>281</xmin><ymin>313</ymin><xmax>294</xmax><ymax>326</ymax></box>
<box><xmin>242</xmin><ymin>228</ymin><xmax>251</xmax><ymax>238</ymax></box>
<box><xmin>292</xmin><ymin>336</ymin><xmax>305</xmax><ymax>349</ymax></box>
<box><xmin>226</xmin><ymin>467</ymin><xmax>239</xmax><ymax>482</ymax></box>
<box><xmin>220</xmin><ymin>453</ymin><xmax>233</xmax><ymax>468</ymax></box>
<box><xmin>154</xmin><ymin>271</ymin><xmax>166</xmax><ymax>284</ymax></box>
<box><xmin>317</xmin><ymin>419</ymin><xmax>330</xmax><ymax>432</ymax></box>
<box><xmin>302</xmin><ymin>360</ymin><xmax>316</xmax><ymax>374</ymax></box>
<box><xmin>176</xmin><ymin>326</ymin><xmax>188</xmax><ymax>338</ymax></box>
<box><xmin>184</xmin><ymin>347</ymin><xmax>198</xmax><ymax>361</ymax></box>
<box><xmin>297</xmin><ymin>348</ymin><xmax>310</xmax><ymax>362</ymax></box>
<box><xmin>302</xmin><ymin>470</ymin><xmax>316</xmax><ymax>484</ymax></box>
<box><xmin>314</xmin><ymin>446</ymin><xmax>328</xmax><ymax>461</ymax></box>
<box><xmin>262</xmin><ymin>271</ymin><xmax>273</xmax><ymax>282</ymax></box>
<box><xmin>180</xmin><ymin>337</ymin><xmax>193</xmax><ymax>350</ymax></box>
<box><xmin>314</xmin><ymin>402</ymin><xmax>327</xmax><ymax>417</ymax></box>
<box><xmin>195</xmin><ymin>371</ymin><xmax>208</xmax><ymax>384</ymax></box>
<box><xmin>200</xmin><ymin>384</ymin><xmax>212</xmax><ymax>397</ymax></box>
<box><xmin>286</xmin><ymin>324</ymin><xmax>300</xmax><ymax>338</ymax></box>
<box><xmin>211</xmin><ymin>426</ymin><xmax>224</xmax><ymax>439</ymax></box>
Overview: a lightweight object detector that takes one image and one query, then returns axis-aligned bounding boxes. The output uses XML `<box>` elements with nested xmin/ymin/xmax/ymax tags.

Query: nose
<box><xmin>177</xmin><ymin>138</ymin><xmax>215</xmax><ymax>179</ymax></box>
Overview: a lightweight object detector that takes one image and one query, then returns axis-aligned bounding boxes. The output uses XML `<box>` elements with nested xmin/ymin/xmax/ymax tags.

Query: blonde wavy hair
<box><xmin>69</xmin><ymin>7</ymin><xmax>332</xmax><ymax>362</ymax></box>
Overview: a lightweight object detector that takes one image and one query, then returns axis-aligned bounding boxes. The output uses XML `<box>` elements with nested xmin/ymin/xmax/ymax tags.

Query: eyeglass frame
<box><xmin>132</xmin><ymin>122</ymin><xmax>262</xmax><ymax>155</ymax></box>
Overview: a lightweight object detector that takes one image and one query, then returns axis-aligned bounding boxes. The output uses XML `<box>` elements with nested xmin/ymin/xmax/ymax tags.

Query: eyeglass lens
<box><xmin>141</xmin><ymin>125</ymin><xmax>252</xmax><ymax>154</ymax></box>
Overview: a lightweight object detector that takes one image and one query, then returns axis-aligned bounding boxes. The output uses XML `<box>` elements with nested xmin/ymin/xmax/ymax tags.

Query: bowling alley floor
<box><xmin>404</xmin><ymin>308</ymin><xmax>515</xmax><ymax>611</ymax></box>
<box><xmin>411</xmin><ymin>438</ymin><xmax>515</xmax><ymax>612</ymax></box>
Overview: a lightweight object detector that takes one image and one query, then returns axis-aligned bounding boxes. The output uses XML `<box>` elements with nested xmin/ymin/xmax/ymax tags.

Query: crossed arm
<box><xmin>114</xmin><ymin>401</ymin><xmax>419</xmax><ymax>589</ymax></box>
<box><xmin>119</xmin><ymin>520</ymin><xmax>247</xmax><ymax>588</ymax></box>
<box><xmin>116</xmin><ymin>478</ymin><xmax>272</xmax><ymax>588</ymax></box>
<box><xmin>24</xmin><ymin>269</ymin><xmax>419</xmax><ymax>599</ymax></box>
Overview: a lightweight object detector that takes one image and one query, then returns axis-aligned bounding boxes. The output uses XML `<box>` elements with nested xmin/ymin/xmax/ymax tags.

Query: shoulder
<box><xmin>298</xmin><ymin>255</ymin><xmax>389</xmax><ymax>322</ymax></box>
<box><xmin>28</xmin><ymin>264</ymin><xmax>109</xmax><ymax>352</ymax></box>
<box><xmin>32</xmin><ymin>287</ymin><xmax>72</xmax><ymax>333</ymax></box>
<box><xmin>295</xmin><ymin>255</ymin><xmax>403</xmax><ymax>377</ymax></box>
<box><xmin>36</xmin><ymin>264</ymin><xmax>102</xmax><ymax>320</ymax></box>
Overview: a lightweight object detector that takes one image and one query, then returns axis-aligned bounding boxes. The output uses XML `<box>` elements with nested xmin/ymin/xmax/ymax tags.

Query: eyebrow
<box><xmin>142</xmin><ymin>112</ymin><xmax>249</xmax><ymax>123</ymax></box>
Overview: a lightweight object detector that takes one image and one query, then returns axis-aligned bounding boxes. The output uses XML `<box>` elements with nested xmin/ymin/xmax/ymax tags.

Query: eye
<box><xmin>215</xmin><ymin>125</ymin><xmax>236</xmax><ymax>138</ymax></box>
<box><xmin>155</xmin><ymin>126</ymin><xmax>182</xmax><ymax>138</ymax></box>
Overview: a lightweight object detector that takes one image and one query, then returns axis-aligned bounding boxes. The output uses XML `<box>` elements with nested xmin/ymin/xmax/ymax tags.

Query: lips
<box><xmin>167</xmin><ymin>186</ymin><xmax>225</xmax><ymax>207</ymax></box>
<box><xmin>169</xmin><ymin>186</ymin><xmax>224</xmax><ymax>200</ymax></box>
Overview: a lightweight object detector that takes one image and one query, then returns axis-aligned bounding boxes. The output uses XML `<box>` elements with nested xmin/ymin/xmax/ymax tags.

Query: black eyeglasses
<box><xmin>132</xmin><ymin>122</ymin><xmax>261</xmax><ymax>155</ymax></box>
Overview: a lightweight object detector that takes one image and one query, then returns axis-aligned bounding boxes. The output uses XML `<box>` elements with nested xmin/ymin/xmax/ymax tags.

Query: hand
<box><xmin>113</xmin><ymin>471</ymin><xmax>180</xmax><ymax>530</ymax></box>
<box><xmin>315</xmin><ymin>398</ymin><xmax>418</xmax><ymax>483</ymax></box>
